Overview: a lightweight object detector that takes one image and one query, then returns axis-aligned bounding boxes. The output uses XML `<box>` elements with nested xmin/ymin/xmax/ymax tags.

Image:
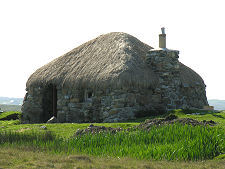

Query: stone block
<box><xmin>57</xmin><ymin>111</ymin><xmax>66</xmax><ymax>122</ymax></box>
<box><xmin>162</xmin><ymin>72</ymin><xmax>169</xmax><ymax>77</ymax></box>
<box><xmin>95</xmin><ymin>90</ymin><xmax>103</xmax><ymax>96</ymax></box>
<box><xmin>62</xmin><ymin>106</ymin><xmax>69</xmax><ymax>111</ymax></box>
<box><xmin>68</xmin><ymin>103</ymin><xmax>76</xmax><ymax>108</ymax></box>
<box><xmin>113</xmin><ymin>103</ymin><xmax>125</xmax><ymax>108</ymax></box>
<box><xmin>113</xmin><ymin>98</ymin><xmax>126</xmax><ymax>103</ymax></box>
<box><xmin>64</xmin><ymin>95</ymin><xmax>70</xmax><ymax>99</ymax></box>
<box><xmin>70</xmin><ymin>107</ymin><xmax>81</xmax><ymax>113</ymax></box>
<box><xmin>152</xmin><ymin>94</ymin><xmax>161</xmax><ymax>102</ymax></box>
<box><xmin>108</xmin><ymin>108</ymin><xmax>120</xmax><ymax>115</ymax></box>
<box><xmin>70</xmin><ymin>98</ymin><xmax>80</xmax><ymax>103</ymax></box>
<box><xmin>74</xmin><ymin>103</ymin><xmax>83</xmax><ymax>109</ymax></box>
<box><xmin>103</xmin><ymin>111</ymin><xmax>109</xmax><ymax>118</ymax></box>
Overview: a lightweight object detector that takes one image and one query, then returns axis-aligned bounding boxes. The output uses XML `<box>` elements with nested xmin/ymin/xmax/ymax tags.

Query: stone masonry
<box><xmin>146</xmin><ymin>49</ymin><xmax>181</xmax><ymax>110</ymax></box>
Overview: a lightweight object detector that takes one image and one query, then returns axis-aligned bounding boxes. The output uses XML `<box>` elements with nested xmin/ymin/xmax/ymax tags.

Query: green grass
<box><xmin>0</xmin><ymin>111</ymin><xmax>21</xmax><ymax>120</ymax></box>
<box><xmin>1</xmin><ymin>123</ymin><xmax>224</xmax><ymax>161</ymax></box>
<box><xmin>0</xmin><ymin>122</ymin><xmax>138</xmax><ymax>138</ymax></box>
<box><xmin>0</xmin><ymin>119</ymin><xmax>21</xmax><ymax>125</ymax></box>
<box><xmin>171</xmin><ymin>110</ymin><xmax>225</xmax><ymax>130</ymax></box>
<box><xmin>0</xmin><ymin>109</ymin><xmax>225</xmax><ymax>163</ymax></box>
<box><xmin>1</xmin><ymin>147</ymin><xmax>225</xmax><ymax>169</ymax></box>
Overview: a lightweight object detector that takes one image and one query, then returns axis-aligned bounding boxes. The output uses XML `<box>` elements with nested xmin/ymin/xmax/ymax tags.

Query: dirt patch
<box><xmin>74</xmin><ymin>115</ymin><xmax>216</xmax><ymax>136</ymax></box>
<box><xmin>136</xmin><ymin>114</ymin><xmax>216</xmax><ymax>130</ymax></box>
<box><xmin>74</xmin><ymin>124</ymin><xmax>123</xmax><ymax>136</ymax></box>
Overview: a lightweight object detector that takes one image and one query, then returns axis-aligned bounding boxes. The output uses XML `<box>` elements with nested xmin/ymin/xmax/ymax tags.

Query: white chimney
<box><xmin>159</xmin><ymin>27</ymin><xmax>166</xmax><ymax>48</ymax></box>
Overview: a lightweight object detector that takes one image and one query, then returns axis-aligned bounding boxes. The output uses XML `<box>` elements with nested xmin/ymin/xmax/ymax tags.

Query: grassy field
<box><xmin>0</xmin><ymin>110</ymin><xmax>225</xmax><ymax>168</ymax></box>
<box><xmin>0</xmin><ymin>147</ymin><xmax>225</xmax><ymax>169</ymax></box>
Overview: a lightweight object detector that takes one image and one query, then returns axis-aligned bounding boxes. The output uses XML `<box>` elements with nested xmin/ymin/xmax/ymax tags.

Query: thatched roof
<box><xmin>27</xmin><ymin>32</ymin><xmax>205</xmax><ymax>90</ymax></box>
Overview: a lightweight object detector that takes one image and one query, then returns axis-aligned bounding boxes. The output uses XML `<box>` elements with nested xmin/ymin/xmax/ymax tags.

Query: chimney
<box><xmin>159</xmin><ymin>27</ymin><xmax>166</xmax><ymax>48</ymax></box>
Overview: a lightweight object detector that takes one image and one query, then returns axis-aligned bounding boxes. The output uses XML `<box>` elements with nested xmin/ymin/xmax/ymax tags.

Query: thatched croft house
<box><xmin>22</xmin><ymin>30</ymin><xmax>208</xmax><ymax>123</ymax></box>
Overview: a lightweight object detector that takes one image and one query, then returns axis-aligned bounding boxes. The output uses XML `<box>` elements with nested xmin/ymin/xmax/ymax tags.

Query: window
<box><xmin>87</xmin><ymin>91</ymin><xmax>92</xmax><ymax>98</ymax></box>
<box><xmin>85</xmin><ymin>90</ymin><xmax>93</xmax><ymax>102</ymax></box>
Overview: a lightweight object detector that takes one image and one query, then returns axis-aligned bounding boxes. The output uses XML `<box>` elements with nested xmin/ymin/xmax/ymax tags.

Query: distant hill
<box><xmin>0</xmin><ymin>97</ymin><xmax>23</xmax><ymax>112</ymax></box>
<box><xmin>0</xmin><ymin>104</ymin><xmax>21</xmax><ymax>112</ymax></box>
<box><xmin>0</xmin><ymin>97</ymin><xmax>23</xmax><ymax>105</ymax></box>
<box><xmin>208</xmin><ymin>99</ymin><xmax>225</xmax><ymax>110</ymax></box>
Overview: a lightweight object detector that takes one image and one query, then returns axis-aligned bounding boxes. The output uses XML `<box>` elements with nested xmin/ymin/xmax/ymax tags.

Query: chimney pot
<box><xmin>159</xmin><ymin>27</ymin><xmax>166</xmax><ymax>48</ymax></box>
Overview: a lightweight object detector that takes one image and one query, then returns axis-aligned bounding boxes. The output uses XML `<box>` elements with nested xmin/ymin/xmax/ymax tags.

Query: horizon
<box><xmin>0</xmin><ymin>0</ymin><xmax>225</xmax><ymax>100</ymax></box>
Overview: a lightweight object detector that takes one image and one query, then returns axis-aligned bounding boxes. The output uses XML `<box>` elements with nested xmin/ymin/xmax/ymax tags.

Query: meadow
<box><xmin>0</xmin><ymin>110</ymin><xmax>225</xmax><ymax>168</ymax></box>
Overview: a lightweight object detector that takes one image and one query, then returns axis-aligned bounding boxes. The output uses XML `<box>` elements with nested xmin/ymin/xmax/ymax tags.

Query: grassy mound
<box><xmin>0</xmin><ymin>111</ymin><xmax>21</xmax><ymax>121</ymax></box>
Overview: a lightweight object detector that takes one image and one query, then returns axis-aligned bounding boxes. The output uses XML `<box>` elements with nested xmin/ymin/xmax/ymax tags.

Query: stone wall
<box><xmin>22</xmin><ymin>86</ymin><xmax>163</xmax><ymax>123</ymax></box>
<box><xmin>56</xmin><ymin>87</ymin><xmax>160</xmax><ymax>123</ymax></box>
<box><xmin>22</xmin><ymin>86</ymin><xmax>45</xmax><ymax>123</ymax></box>
<box><xmin>146</xmin><ymin>49</ymin><xmax>208</xmax><ymax>110</ymax></box>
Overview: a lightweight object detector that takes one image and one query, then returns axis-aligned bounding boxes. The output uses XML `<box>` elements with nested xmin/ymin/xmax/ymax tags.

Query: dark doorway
<box><xmin>41</xmin><ymin>84</ymin><xmax>57</xmax><ymax>122</ymax></box>
<box><xmin>52</xmin><ymin>85</ymin><xmax>57</xmax><ymax>117</ymax></box>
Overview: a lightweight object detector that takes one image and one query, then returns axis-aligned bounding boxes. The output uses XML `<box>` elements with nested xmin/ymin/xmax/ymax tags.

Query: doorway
<box><xmin>41</xmin><ymin>84</ymin><xmax>57</xmax><ymax>122</ymax></box>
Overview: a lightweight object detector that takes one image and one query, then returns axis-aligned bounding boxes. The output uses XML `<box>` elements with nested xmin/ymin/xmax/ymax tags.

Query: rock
<box><xmin>108</xmin><ymin>108</ymin><xmax>120</xmax><ymax>115</ymax></box>
<box><xmin>70</xmin><ymin>98</ymin><xmax>80</xmax><ymax>103</ymax></box>
<box><xmin>73</xmin><ymin>124</ymin><xmax>123</xmax><ymax>136</ymax></box>
<box><xmin>89</xmin><ymin>124</ymin><xmax>94</xmax><ymax>127</ymax></box>
<box><xmin>57</xmin><ymin>111</ymin><xmax>66</xmax><ymax>122</ymax></box>
<box><xmin>40</xmin><ymin>125</ymin><xmax>47</xmax><ymax>130</ymax></box>
<box><xmin>47</xmin><ymin>116</ymin><xmax>57</xmax><ymax>123</ymax></box>
<box><xmin>165</xmin><ymin>114</ymin><xmax>178</xmax><ymax>121</ymax></box>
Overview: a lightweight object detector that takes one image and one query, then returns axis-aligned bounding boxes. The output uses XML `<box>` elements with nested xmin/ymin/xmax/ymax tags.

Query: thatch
<box><xmin>179</xmin><ymin>63</ymin><xmax>205</xmax><ymax>87</ymax></box>
<box><xmin>27</xmin><ymin>32</ymin><xmax>205</xmax><ymax>90</ymax></box>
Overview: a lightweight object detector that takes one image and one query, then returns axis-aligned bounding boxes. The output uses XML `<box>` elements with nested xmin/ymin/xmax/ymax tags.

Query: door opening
<box><xmin>53</xmin><ymin>85</ymin><xmax>57</xmax><ymax>117</ymax></box>
<box><xmin>42</xmin><ymin>84</ymin><xmax>57</xmax><ymax>122</ymax></box>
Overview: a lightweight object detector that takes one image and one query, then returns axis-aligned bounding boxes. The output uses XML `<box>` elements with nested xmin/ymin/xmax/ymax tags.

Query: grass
<box><xmin>1</xmin><ymin>147</ymin><xmax>225</xmax><ymax>169</ymax></box>
<box><xmin>171</xmin><ymin>110</ymin><xmax>225</xmax><ymax>130</ymax></box>
<box><xmin>0</xmin><ymin>111</ymin><xmax>21</xmax><ymax>120</ymax></box>
<box><xmin>0</xmin><ymin>147</ymin><xmax>225</xmax><ymax>169</ymax></box>
<box><xmin>0</xmin><ymin>123</ymin><xmax>224</xmax><ymax>161</ymax></box>
<box><xmin>0</xmin><ymin>110</ymin><xmax>225</xmax><ymax>168</ymax></box>
<box><xmin>0</xmin><ymin>121</ymin><xmax>138</xmax><ymax>138</ymax></box>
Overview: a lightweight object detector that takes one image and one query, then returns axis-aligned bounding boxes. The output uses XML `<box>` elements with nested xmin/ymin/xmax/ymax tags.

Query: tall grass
<box><xmin>0</xmin><ymin>124</ymin><xmax>224</xmax><ymax>161</ymax></box>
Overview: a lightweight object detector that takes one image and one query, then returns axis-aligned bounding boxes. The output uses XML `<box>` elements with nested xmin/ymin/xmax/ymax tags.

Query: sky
<box><xmin>0</xmin><ymin>0</ymin><xmax>225</xmax><ymax>100</ymax></box>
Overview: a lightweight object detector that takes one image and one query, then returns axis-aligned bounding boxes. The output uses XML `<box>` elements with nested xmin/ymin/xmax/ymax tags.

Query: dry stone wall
<box><xmin>22</xmin><ymin>86</ymin><xmax>163</xmax><ymax>123</ymax></box>
<box><xmin>56</xmin><ymin>87</ymin><xmax>158</xmax><ymax>123</ymax></box>
<box><xmin>146</xmin><ymin>49</ymin><xmax>208</xmax><ymax>110</ymax></box>
<box><xmin>146</xmin><ymin>49</ymin><xmax>181</xmax><ymax>110</ymax></box>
